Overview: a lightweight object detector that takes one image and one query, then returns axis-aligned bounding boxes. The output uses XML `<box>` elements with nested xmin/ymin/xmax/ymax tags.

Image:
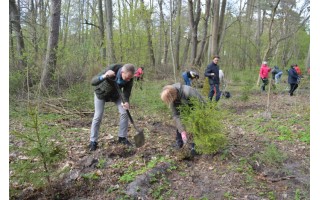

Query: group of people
<box><xmin>88</xmin><ymin>55</ymin><xmax>225</xmax><ymax>154</ymax></box>
<box><xmin>182</xmin><ymin>55</ymin><xmax>225</xmax><ymax>102</ymax></box>
<box><xmin>259</xmin><ymin>61</ymin><xmax>302</xmax><ymax>96</ymax></box>
<box><xmin>88</xmin><ymin>57</ymin><xmax>304</xmax><ymax>154</ymax></box>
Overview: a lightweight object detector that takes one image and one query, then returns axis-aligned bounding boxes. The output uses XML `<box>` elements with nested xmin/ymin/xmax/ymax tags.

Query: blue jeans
<box><xmin>208</xmin><ymin>84</ymin><xmax>221</xmax><ymax>102</ymax></box>
<box><xmin>275</xmin><ymin>72</ymin><xmax>283</xmax><ymax>84</ymax></box>
<box><xmin>182</xmin><ymin>72</ymin><xmax>191</xmax><ymax>86</ymax></box>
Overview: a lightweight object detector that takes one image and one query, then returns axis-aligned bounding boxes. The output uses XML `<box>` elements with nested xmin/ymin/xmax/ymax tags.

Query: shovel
<box><xmin>110</xmin><ymin>78</ymin><xmax>145</xmax><ymax>147</ymax></box>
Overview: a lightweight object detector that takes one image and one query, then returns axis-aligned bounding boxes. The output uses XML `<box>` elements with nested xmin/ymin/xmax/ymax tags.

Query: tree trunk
<box><xmin>211</xmin><ymin>0</ymin><xmax>220</xmax><ymax>56</ymax></box>
<box><xmin>9</xmin><ymin>0</ymin><xmax>26</xmax><ymax>70</ymax></box>
<box><xmin>140</xmin><ymin>0</ymin><xmax>155</xmax><ymax>66</ymax></box>
<box><xmin>9</xmin><ymin>16</ymin><xmax>15</xmax><ymax>65</ymax></box>
<box><xmin>98</xmin><ymin>0</ymin><xmax>106</xmax><ymax>62</ymax></box>
<box><xmin>169</xmin><ymin>0</ymin><xmax>176</xmax><ymax>81</ymax></box>
<box><xmin>195</xmin><ymin>0</ymin><xmax>211</xmax><ymax>67</ymax></box>
<box><xmin>105</xmin><ymin>0</ymin><xmax>117</xmax><ymax>63</ymax></box>
<box><xmin>182</xmin><ymin>30</ymin><xmax>192</xmax><ymax>67</ymax></box>
<box><xmin>174</xmin><ymin>0</ymin><xmax>182</xmax><ymax>70</ymax></box>
<box><xmin>188</xmin><ymin>0</ymin><xmax>201</xmax><ymax>65</ymax></box>
<box><xmin>117</xmin><ymin>0</ymin><xmax>123</xmax><ymax>62</ymax></box>
<box><xmin>62</xmin><ymin>0</ymin><xmax>71</xmax><ymax>48</ymax></box>
<box><xmin>217</xmin><ymin>0</ymin><xmax>227</xmax><ymax>54</ymax></box>
<box><xmin>40</xmin><ymin>0</ymin><xmax>62</xmax><ymax>90</ymax></box>
<box><xmin>159</xmin><ymin>0</ymin><xmax>168</xmax><ymax>65</ymax></box>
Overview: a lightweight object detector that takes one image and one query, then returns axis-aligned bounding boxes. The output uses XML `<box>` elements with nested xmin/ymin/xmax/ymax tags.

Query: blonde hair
<box><xmin>160</xmin><ymin>85</ymin><xmax>177</xmax><ymax>105</ymax></box>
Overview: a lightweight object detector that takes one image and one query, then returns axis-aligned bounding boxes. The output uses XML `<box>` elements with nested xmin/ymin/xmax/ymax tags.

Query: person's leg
<box><xmin>208</xmin><ymin>84</ymin><xmax>215</xmax><ymax>101</ymax></box>
<box><xmin>115</xmin><ymin>98</ymin><xmax>132</xmax><ymax>145</ymax></box>
<box><xmin>289</xmin><ymin>84</ymin><xmax>295</xmax><ymax>96</ymax></box>
<box><xmin>182</xmin><ymin>73</ymin><xmax>190</xmax><ymax>86</ymax></box>
<box><xmin>89</xmin><ymin>94</ymin><xmax>105</xmax><ymax>150</ymax></box>
<box><xmin>215</xmin><ymin>84</ymin><xmax>221</xmax><ymax>102</ymax></box>
<box><xmin>175</xmin><ymin>130</ymin><xmax>183</xmax><ymax>148</ymax></box>
<box><xmin>261</xmin><ymin>78</ymin><xmax>265</xmax><ymax>91</ymax></box>
<box><xmin>292</xmin><ymin>83</ymin><xmax>298</xmax><ymax>94</ymax></box>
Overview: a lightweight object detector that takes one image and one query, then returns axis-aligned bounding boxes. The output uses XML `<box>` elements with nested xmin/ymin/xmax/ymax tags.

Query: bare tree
<box><xmin>174</xmin><ymin>0</ymin><xmax>182</xmax><ymax>69</ymax></box>
<box><xmin>9</xmin><ymin>0</ymin><xmax>26</xmax><ymax>70</ymax></box>
<box><xmin>140</xmin><ymin>0</ymin><xmax>155</xmax><ymax>66</ymax></box>
<box><xmin>105</xmin><ymin>0</ymin><xmax>117</xmax><ymax>63</ymax></box>
<box><xmin>158</xmin><ymin>0</ymin><xmax>169</xmax><ymax>65</ymax></box>
<box><xmin>40</xmin><ymin>0</ymin><xmax>62</xmax><ymax>90</ymax></box>
<box><xmin>195</xmin><ymin>0</ymin><xmax>211</xmax><ymax>66</ymax></box>
<box><xmin>98</xmin><ymin>0</ymin><xmax>106</xmax><ymax>61</ymax></box>
<box><xmin>188</xmin><ymin>0</ymin><xmax>201</xmax><ymax>65</ymax></box>
<box><xmin>263</xmin><ymin>0</ymin><xmax>281</xmax><ymax>61</ymax></box>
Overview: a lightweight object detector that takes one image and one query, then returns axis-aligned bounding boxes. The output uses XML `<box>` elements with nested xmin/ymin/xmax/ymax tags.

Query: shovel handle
<box><xmin>107</xmin><ymin>78</ymin><xmax>139</xmax><ymax>131</ymax></box>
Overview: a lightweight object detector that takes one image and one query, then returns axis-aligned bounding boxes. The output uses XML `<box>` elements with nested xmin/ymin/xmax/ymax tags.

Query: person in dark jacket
<box><xmin>204</xmin><ymin>55</ymin><xmax>221</xmax><ymax>101</ymax></box>
<box><xmin>89</xmin><ymin>63</ymin><xmax>135</xmax><ymax>151</ymax></box>
<box><xmin>182</xmin><ymin>70</ymin><xmax>199</xmax><ymax>86</ymax></box>
<box><xmin>288</xmin><ymin>64</ymin><xmax>300</xmax><ymax>96</ymax></box>
<box><xmin>160</xmin><ymin>83</ymin><xmax>206</xmax><ymax>155</ymax></box>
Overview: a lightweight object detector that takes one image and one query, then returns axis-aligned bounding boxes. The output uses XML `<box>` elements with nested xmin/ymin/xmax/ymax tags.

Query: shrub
<box><xmin>180</xmin><ymin>98</ymin><xmax>227</xmax><ymax>154</ymax></box>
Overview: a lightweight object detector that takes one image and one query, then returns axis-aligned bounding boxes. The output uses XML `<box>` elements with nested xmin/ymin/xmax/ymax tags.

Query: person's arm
<box><xmin>204</xmin><ymin>64</ymin><xmax>214</xmax><ymax>77</ymax></box>
<box><xmin>170</xmin><ymin>103</ymin><xmax>185</xmax><ymax>133</ymax></box>
<box><xmin>91</xmin><ymin>65</ymin><xmax>118</xmax><ymax>86</ymax></box>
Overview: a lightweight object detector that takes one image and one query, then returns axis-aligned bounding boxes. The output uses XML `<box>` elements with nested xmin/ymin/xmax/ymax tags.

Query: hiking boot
<box><xmin>88</xmin><ymin>141</ymin><xmax>98</xmax><ymax>151</ymax></box>
<box><xmin>118</xmin><ymin>137</ymin><xmax>133</xmax><ymax>146</ymax></box>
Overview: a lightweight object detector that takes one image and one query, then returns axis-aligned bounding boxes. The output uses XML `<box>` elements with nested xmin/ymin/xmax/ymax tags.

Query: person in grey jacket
<box><xmin>89</xmin><ymin>63</ymin><xmax>135</xmax><ymax>151</ymax></box>
<box><xmin>160</xmin><ymin>83</ymin><xmax>206</xmax><ymax>155</ymax></box>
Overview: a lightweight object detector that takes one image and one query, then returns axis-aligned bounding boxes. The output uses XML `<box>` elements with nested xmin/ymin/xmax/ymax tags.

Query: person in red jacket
<box><xmin>134</xmin><ymin>67</ymin><xmax>144</xmax><ymax>89</ymax></box>
<box><xmin>259</xmin><ymin>61</ymin><xmax>271</xmax><ymax>91</ymax></box>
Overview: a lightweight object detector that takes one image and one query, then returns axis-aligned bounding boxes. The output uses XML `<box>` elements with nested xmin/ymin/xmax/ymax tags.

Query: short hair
<box><xmin>123</xmin><ymin>63</ymin><xmax>135</xmax><ymax>74</ymax></box>
<box><xmin>160</xmin><ymin>85</ymin><xmax>177</xmax><ymax>105</ymax></box>
<box><xmin>212</xmin><ymin>55</ymin><xmax>220</xmax><ymax>60</ymax></box>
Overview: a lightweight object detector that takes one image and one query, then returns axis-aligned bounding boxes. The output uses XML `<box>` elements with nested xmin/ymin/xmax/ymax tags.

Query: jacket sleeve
<box><xmin>122</xmin><ymin>80</ymin><xmax>134</xmax><ymax>102</ymax></box>
<box><xmin>91</xmin><ymin>69</ymin><xmax>108</xmax><ymax>86</ymax></box>
<box><xmin>204</xmin><ymin>64</ymin><xmax>212</xmax><ymax>77</ymax></box>
<box><xmin>91</xmin><ymin>64</ymin><xmax>120</xmax><ymax>86</ymax></box>
<box><xmin>170</xmin><ymin>104</ymin><xmax>185</xmax><ymax>132</ymax></box>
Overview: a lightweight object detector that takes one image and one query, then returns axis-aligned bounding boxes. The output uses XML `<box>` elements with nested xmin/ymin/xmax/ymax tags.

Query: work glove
<box><xmin>181</xmin><ymin>131</ymin><xmax>188</xmax><ymax>144</ymax></box>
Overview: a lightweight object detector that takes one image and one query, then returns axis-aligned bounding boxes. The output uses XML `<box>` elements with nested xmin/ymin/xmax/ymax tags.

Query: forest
<box><xmin>9</xmin><ymin>0</ymin><xmax>310</xmax><ymax>199</ymax></box>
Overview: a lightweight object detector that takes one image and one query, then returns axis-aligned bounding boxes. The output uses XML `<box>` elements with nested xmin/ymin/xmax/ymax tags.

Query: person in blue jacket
<box><xmin>182</xmin><ymin>70</ymin><xmax>199</xmax><ymax>86</ymax></box>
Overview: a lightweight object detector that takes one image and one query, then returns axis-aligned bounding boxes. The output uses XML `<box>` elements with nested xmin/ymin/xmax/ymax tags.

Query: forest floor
<box><xmin>9</xmin><ymin>79</ymin><xmax>310</xmax><ymax>200</ymax></box>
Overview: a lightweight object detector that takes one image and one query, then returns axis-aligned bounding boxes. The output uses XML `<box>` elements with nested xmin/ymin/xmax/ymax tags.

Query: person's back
<box><xmin>294</xmin><ymin>65</ymin><xmax>302</xmax><ymax>76</ymax></box>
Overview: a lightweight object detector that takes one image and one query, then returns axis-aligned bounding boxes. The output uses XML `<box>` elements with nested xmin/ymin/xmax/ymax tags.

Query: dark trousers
<box><xmin>261</xmin><ymin>78</ymin><xmax>269</xmax><ymax>91</ymax></box>
<box><xmin>208</xmin><ymin>84</ymin><xmax>221</xmax><ymax>102</ymax></box>
<box><xmin>176</xmin><ymin>130</ymin><xmax>183</xmax><ymax>148</ymax></box>
<box><xmin>289</xmin><ymin>83</ymin><xmax>298</xmax><ymax>96</ymax></box>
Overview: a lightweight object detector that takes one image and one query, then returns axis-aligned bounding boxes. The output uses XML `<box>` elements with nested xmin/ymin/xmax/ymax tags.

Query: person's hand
<box><xmin>103</xmin><ymin>70</ymin><xmax>115</xmax><ymax>79</ymax></box>
<box><xmin>181</xmin><ymin>131</ymin><xmax>188</xmax><ymax>144</ymax></box>
<box><xmin>121</xmin><ymin>102</ymin><xmax>130</xmax><ymax>110</ymax></box>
